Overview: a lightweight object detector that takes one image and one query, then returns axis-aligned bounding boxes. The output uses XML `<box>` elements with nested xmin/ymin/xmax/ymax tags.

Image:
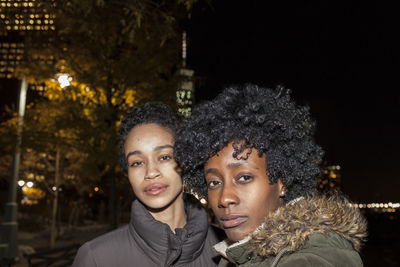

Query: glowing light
<box><xmin>57</xmin><ymin>74</ymin><xmax>72</xmax><ymax>88</ymax></box>
<box><xmin>26</xmin><ymin>181</ymin><xmax>34</xmax><ymax>188</ymax></box>
<box><xmin>18</xmin><ymin>180</ymin><xmax>25</xmax><ymax>187</ymax></box>
<box><xmin>356</xmin><ymin>202</ymin><xmax>400</xmax><ymax>210</ymax></box>
<box><xmin>52</xmin><ymin>186</ymin><xmax>57</xmax><ymax>191</ymax></box>
<box><xmin>94</xmin><ymin>187</ymin><xmax>99</xmax><ymax>192</ymax></box>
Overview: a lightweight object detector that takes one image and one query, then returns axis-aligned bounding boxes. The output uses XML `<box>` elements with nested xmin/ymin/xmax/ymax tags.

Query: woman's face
<box><xmin>124</xmin><ymin>123</ymin><xmax>182</xmax><ymax>210</ymax></box>
<box><xmin>204</xmin><ymin>142</ymin><xmax>284</xmax><ymax>242</ymax></box>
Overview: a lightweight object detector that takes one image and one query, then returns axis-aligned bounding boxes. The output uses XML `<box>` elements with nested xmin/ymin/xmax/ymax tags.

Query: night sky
<box><xmin>185</xmin><ymin>1</ymin><xmax>400</xmax><ymax>202</ymax></box>
<box><xmin>1</xmin><ymin>1</ymin><xmax>398</xmax><ymax>202</ymax></box>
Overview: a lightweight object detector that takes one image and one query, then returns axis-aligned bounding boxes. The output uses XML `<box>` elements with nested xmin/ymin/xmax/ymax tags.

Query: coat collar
<box><xmin>129</xmin><ymin>194</ymin><xmax>209</xmax><ymax>265</ymax></box>
<box><xmin>214</xmin><ymin>194</ymin><xmax>367</xmax><ymax>262</ymax></box>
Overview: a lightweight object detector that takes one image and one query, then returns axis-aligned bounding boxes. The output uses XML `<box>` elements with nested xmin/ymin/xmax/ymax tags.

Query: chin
<box><xmin>226</xmin><ymin>225</ymin><xmax>256</xmax><ymax>242</ymax></box>
<box><xmin>137</xmin><ymin>189</ymin><xmax>183</xmax><ymax>210</ymax></box>
<box><xmin>226</xmin><ymin>231</ymin><xmax>247</xmax><ymax>243</ymax></box>
<box><xmin>146</xmin><ymin>193</ymin><xmax>182</xmax><ymax>209</ymax></box>
<box><xmin>144</xmin><ymin>197</ymin><xmax>173</xmax><ymax>209</ymax></box>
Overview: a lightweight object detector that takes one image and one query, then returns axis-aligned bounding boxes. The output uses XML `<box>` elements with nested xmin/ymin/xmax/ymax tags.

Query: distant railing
<box><xmin>23</xmin><ymin>243</ymin><xmax>80</xmax><ymax>267</ymax></box>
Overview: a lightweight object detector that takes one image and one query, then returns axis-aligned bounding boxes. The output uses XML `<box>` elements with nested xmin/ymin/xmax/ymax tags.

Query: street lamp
<box><xmin>0</xmin><ymin>77</ymin><xmax>28</xmax><ymax>263</ymax></box>
<box><xmin>56</xmin><ymin>73</ymin><xmax>72</xmax><ymax>88</ymax></box>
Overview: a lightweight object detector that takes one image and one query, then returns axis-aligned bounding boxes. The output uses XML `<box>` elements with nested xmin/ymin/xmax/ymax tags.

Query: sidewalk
<box><xmin>14</xmin><ymin>224</ymin><xmax>109</xmax><ymax>266</ymax></box>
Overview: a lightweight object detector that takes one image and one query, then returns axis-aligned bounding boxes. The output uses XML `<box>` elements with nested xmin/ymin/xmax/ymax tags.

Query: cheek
<box><xmin>254</xmin><ymin>188</ymin><xmax>280</xmax><ymax>217</ymax></box>
<box><xmin>127</xmin><ymin>171</ymin><xmax>142</xmax><ymax>191</ymax></box>
<box><xmin>172</xmin><ymin>175</ymin><xmax>183</xmax><ymax>187</ymax></box>
<box><xmin>207</xmin><ymin>190</ymin><xmax>220</xmax><ymax>210</ymax></box>
<box><xmin>167</xmin><ymin>161</ymin><xmax>180</xmax><ymax>174</ymax></box>
<box><xmin>247</xmin><ymin>194</ymin><xmax>266</xmax><ymax>214</ymax></box>
<box><xmin>161</xmin><ymin>163</ymin><xmax>182</xmax><ymax>186</ymax></box>
<box><xmin>244</xmin><ymin>180</ymin><xmax>276</xmax><ymax>210</ymax></box>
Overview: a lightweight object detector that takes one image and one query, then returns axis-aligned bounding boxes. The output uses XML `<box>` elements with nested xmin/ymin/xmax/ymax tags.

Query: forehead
<box><xmin>206</xmin><ymin>142</ymin><xmax>266</xmax><ymax>168</ymax></box>
<box><xmin>125</xmin><ymin>123</ymin><xmax>174</xmax><ymax>147</ymax></box>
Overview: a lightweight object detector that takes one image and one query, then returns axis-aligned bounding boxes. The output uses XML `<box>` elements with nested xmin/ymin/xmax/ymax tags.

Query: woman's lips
<box><xmin>220</xmin><ymin>216</ymin><xmax>248</xmax><ymax>228</ymax></box>
<box><xmin>144</xmin><ymin>183</ymin><xmax>168</xmax><ymax>196</ymax></box>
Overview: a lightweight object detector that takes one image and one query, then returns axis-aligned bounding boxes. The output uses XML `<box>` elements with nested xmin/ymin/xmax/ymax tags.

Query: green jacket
<box><xmin>215</xmin><ymin>195</ymin><xmax>367</xmax><ymax>267</ymax></box>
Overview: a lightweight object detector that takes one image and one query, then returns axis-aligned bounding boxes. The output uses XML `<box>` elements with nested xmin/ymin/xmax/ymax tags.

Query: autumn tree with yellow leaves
<box><xmin>1</xmin><ymin>0</ymin><xmax>196</xmax><ymax>235</ymax></box>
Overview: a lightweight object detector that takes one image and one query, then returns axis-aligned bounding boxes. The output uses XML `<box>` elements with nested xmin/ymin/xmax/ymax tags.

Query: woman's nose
<box><xmin>218</xmin><ymin>184</ymin><xmax>239</xmax><ymax>208</ymax></box>
<box><xmin>144</xmin><ymin>161</ymin><xmax>160</xmax><ymax>180</ymax></box>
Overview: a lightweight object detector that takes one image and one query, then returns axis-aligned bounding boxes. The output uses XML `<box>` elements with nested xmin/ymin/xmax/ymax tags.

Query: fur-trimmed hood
<box><xmin>248</xmin><ymin>194</ymin><xmax>367</xmax><ymax>257</ymax></box>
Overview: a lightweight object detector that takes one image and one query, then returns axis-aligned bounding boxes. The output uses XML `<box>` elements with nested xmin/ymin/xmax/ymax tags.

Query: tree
<box><xmin>10</xmin><ymin>0</ymin><xmax>197</xmax><ymax>231</ymax></box>
<box><xmin>17</xmin><ymin>0</ymin><xmax>193</xmax><ymax>104</ymax></box>
<box><xmin>1</xmin><ymin>97</ymin><xmax>91</xmax><ymax>247</ymax></box>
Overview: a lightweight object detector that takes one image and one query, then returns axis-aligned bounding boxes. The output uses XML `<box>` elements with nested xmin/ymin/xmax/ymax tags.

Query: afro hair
<box><xmin>174</xmin><ymin>84</ymin><xmax>324</xmax><ymax>202</ymax></box>
<box><xmin>119</xmin><ymin>102</ymin><xmax>180</xmax><ymax>173</ymax></box>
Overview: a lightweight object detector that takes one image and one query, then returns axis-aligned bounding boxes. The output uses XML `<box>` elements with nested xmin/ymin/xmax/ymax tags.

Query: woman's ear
<box><xmin>277</xmin><ymin>179</ymin><xmax>286</xmax><ymax>198</ymax></box>
<box><xmin>175</xmin><ymin>164</ymin><xmax>182</xmax><ymax>175</ymax></box>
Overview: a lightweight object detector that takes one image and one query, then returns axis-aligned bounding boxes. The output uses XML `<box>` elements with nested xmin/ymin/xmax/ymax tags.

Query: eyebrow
<box><xmin>227</xmin><ymin>161</ymin><xmax>260</xmax><ymax>170</ymax></box>
<box><xmin>204</xmin><ymin>168</ymin><xmax>221</xmax><ymax>176</ymax></box>
<box><xmin>154</xmin><ymin>144</ymin><xmax>174</xmax><ymax>151</ymax></box>
<box><xmin>125</xmin><ymin>144</ymin><xmax>174</xmax><ymax>160</ymax></box>
<box><xmin>205</xmin><ymin>160</ymin><xmax>261</xmax><ymax>177</ymax></box>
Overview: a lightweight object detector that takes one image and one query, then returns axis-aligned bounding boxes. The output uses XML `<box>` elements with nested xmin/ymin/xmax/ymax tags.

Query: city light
<box><xmin>57</xmin><ymin>74</ymin><xmax>72</xmax><ymax>88</ymax></box>
<box><xmin>350</xmin><ymin>202</ymin><xmax>400</xmax><ymax>213</ymax></box>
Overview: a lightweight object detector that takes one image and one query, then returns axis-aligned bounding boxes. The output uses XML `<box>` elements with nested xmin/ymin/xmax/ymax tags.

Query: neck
<box><xmin>148</xmin><ymin>191</ymin><xmax>187</xmax><ymax>233</ymax></box>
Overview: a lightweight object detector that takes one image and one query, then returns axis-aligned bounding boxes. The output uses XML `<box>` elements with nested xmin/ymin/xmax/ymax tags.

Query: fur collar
<box><xmin>248</xmin><ymin>194</ymin><xmax>368</xmax><ymax>257</ymax></box>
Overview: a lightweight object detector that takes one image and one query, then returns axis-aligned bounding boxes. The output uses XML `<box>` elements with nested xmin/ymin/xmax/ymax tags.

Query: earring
<box><xmin>280</xmin><ymin>190</ymin><xmax>286</xmax><ymax>197</ymax></box>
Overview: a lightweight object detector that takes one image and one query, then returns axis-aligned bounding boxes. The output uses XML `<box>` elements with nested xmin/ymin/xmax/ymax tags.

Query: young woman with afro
<box><xmin>73</xmin><ymin>102</ymin><xmax>221</xmax><ymax>266</ymax></box>
<box><xmin>175</xmin><ymin>85</ymin><xmax>367</xmax><ymax>266</ymax></box>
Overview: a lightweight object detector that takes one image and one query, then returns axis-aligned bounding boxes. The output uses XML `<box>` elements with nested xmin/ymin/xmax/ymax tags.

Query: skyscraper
<box><xmin>0</xmin><ymin>0</ymin><xmax>54</xmax><ymax>79</ymax></box>
<box><xmin>176</xmin><ymin>30</ymin><xmax>194</xmax><ymax>117</ymax></box>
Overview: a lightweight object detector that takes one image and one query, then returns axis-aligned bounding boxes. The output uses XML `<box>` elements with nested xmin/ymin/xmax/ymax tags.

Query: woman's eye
<box><xmin>207</xmin><ymin>180</ymin><xmax>221</xmax><ymax>189</ymax></box>
<box><xmin>237</xmin><ymin>175</ymin><xmax>253</xmax><ymax>182</ymax></box>
<box><xmin>159</xmin><ymin>155</ymin><xmax>172</xmax><ymax>161</ymax></box>
<box><xmin>129</xmin><ymin>161</ymin><xmax>143</xmax><ymax>167</ymax></box>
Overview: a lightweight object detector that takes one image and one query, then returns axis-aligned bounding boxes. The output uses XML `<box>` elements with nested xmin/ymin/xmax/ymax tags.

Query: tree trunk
<box><xmin>105</xmin><ymin>76</ymin><xmax>118</xmax><ymax>231</ymax></box>
<box><xmin>68</xmin><ymin>204</ymin><xmax>78</xmax><ymax>229</ymax></box>
<box><xmin>50</xmin><ymin>148</ymin><xmax>60</xmax><ymax>248</ymax></box>
<box><xmin>108</xmin><ymin>168</ymin><xmax>117</xmax><ymax>230</ymax></box>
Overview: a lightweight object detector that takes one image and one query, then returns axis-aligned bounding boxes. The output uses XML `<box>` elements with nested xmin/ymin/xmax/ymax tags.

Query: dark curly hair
<box><xmin>119</xmin><ymin>102</ymin><xmax>180</xmax><ymax>173</ymax></box>
<box><xmin>174</xmin><ymin>84</ymin><xmax>324</xmax><ymax>202</ymax></box>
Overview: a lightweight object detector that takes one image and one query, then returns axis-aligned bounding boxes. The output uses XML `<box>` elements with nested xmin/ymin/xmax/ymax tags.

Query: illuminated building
<box><xmin>176</xmin><ymin>31</ymin><xmax>195</xmax><ymax>117</ymax></box>
<box><xmin>0</xmin><ymin>0</ymin><xmax>54</xmax><ymax>81</ymax></box>
<box><xmin>317</xmin><ymin>163</ymin><xmax>342</xmax><ymax>195</ymax></box>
